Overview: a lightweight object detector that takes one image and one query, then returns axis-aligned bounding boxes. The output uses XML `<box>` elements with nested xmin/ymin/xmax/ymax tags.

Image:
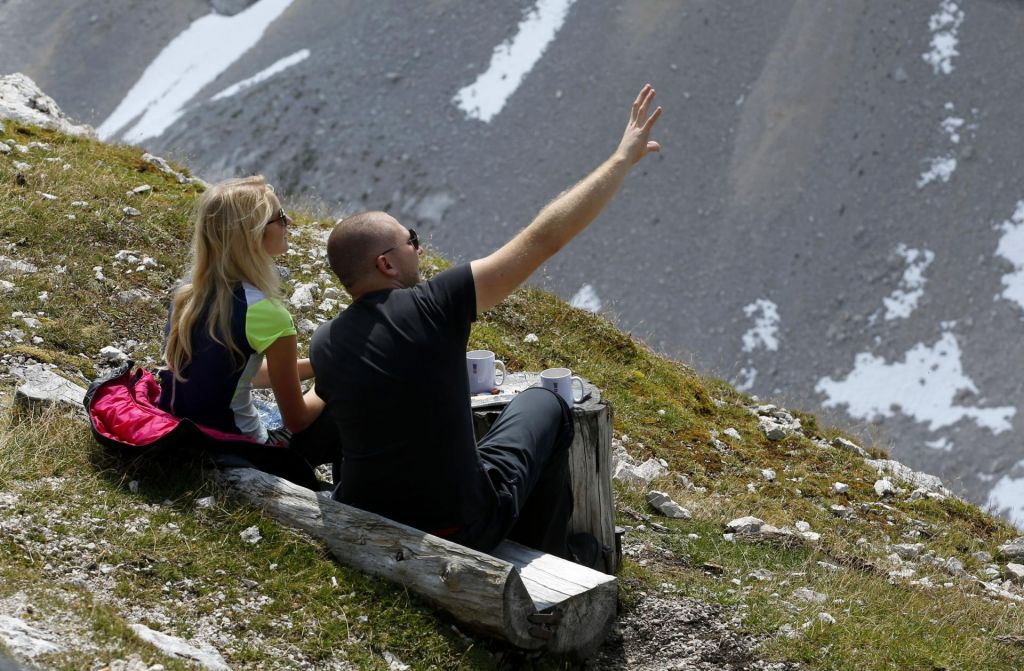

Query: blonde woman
<box><xmin>159</xmin><ymin>176</ymin><xmax>334</xmax><ymax>488</ymax></box>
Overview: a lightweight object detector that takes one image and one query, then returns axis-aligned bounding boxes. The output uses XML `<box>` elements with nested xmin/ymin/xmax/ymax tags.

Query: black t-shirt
<box><xmin>310</xmin><ymin>264</ymin><xmax>490</xmax><ymax>532</ymax></box>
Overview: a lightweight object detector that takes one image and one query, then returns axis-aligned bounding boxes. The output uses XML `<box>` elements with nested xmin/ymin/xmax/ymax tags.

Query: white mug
<box><xmin>540</xmin><ymin>367</ymin><xmax>584</xmax><ymax>406</ymax></box>
<box><xmin>467</xmin><ymin>350</ymin><xmax>507</xmax><ymax>394</ymax></box>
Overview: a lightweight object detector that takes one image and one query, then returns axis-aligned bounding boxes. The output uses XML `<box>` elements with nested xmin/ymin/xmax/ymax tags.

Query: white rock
<box><xmin>998</xmin><ymin>538</ymin><xmax>1024</xmax><ymax>560</ymax></box>
<box><xmin>296</xmin><ymin>318</ymin><xmax>316</xmax><ymax>334</ymax></box>
<box><xmin>725</xmin><ymin>516</ymin><xmax>765</xmax><ymax>534</ymax></box>
<box><xmin>0</xmin><ymin>142</ymin><xmax>8</xmax><ymax>154</ymax></box>
<box><xmin>778</xmin><ymin>623</ymin><xmax>801</xmax><ymax>639</ymax></box>
<box><xmin>831</xmin><ymin>436</ymin><xmax>870</xmax><ymax>458</ymax></box>
<box><xmin>816</xmin><ymin>612</ymin><xmax>836</xmax><ymax>625</ymax></box>
<box><xmin>322</xmin><ymin>286</ymin><xmax>343</xmax><ymax>300</ymax></box>
<box><xmin>12</xmin><ymin>364</ymin><xmax>88</xmax><ymax>414</ymax></box>
<box><xmin>874</xmin><ymin>478</ymin><xmax>897</xmax><ymax>498</ymax></box>
<box><xmin>792</xmin><ymin>587</ymin><xmax>827</xmax><ymax>604</ymax></box>
<box><xmin>892</xmin><ymin>543</ymin><xmax>924</xmax><ymax>560</ymax></box>
<box><xmin>944</xmin><ymin>557</ymin><xmax>966</xmax><ymax>576</ymax></box>
<box><xmin>827</xmin><ymin>504</ymin><xmax>851</xmax><ymax>520</ymax></box>
<box><xmin>523</xmin><ymin>333</ymin><xmax>539</xmax><ymax>343</ymax></box>
<box><xmin>22</xmin><ymin>317</ymin><xmax>41</xmax><ymax>329</ymax></box>
<box><xmin>761</xmin><ymin>468</ymin><xmax>776</xmax><ymax>482</ymax></box>
<box><xmin>290</xmin><ymin>282</ymin><xmax>317</xmax><ymax>310</ymax></box>
<box><xmin>383</xmin><ymin>651</ymin><xmax>410</xmax><ymax>671</ymax></box>
<box><xmin>123</xmin><ymin>206</ymin><xmax>141</xmax><ymax>217</ymax></box>
<box><xmin>634</xmin><ymin>458</ymin><xmax>668</xmax><ymax>482</ymax></box>
<box><xmin>131</xmin><ymin>184</ymin><xmax>153</xmax><ymax>194</ymax></box>
<box><xmin>37</xmin><ymin>191</ymin><xmax>57</xmax><ymax>201</ymax></box>
<box><xmin>865</xmin><ymin>458</ymin><xmax>950</xmax><ymax>496</ymax></box>
<box><xmin>140</xmin><ymin>152</ymin><xmax>202</xmax><ymax>186</ymax></box>
<box><xmin>795</xmin><ymin>521</ymin><xmax>811</xmax><ymax>532</ymax></box>
<box><xmin>195</xmin><ymin>496</ymin><xmax>216</xmax><ymax>509</ymax></box>
<box><xmin>240</xmin><ymin>526</ymin><xmax>262</xmax><ymax>544</ymax></box>
<box><xmin>0</xmin><ymin>615</ymin><xmax>64</xmax><ymax>658</ymax></box>
<box><xmin>128</xmin><ymin>624</ymin><xmax>230</xmax><ymax>671</ymax></box>
<box><xmin>1003</xmin><ymin>563</ymin><xmax>1024</xmax><ymax>585</ymax></box>
<box><xmin>0</xmin><ymin>256</ymin><xmax>38</xmax><ymax>275</ymax></box>
<box><xmin>758</xmin><ymin>416</ymin><xmax>787</xmax><ymax>441</ymax></box>
<box><xmin>888</xmin><ymin>567</ymin><xmax>917</xmax><ymax>581</ymax></box>
<box><xmin>646</xmin><ymin>490</ymin><xmax>692</xmax><ymax>520</ymax></box>
<box><xmin>13</xmin><ymin>160</ymin><xmax>30</xmax><ymax>171</ymax></box>
<box><xmin>0</xmin><ymin>73</ymin><xmax>96</xmax><ymax>137</ymax></box>
<box><xmin>801</xmin><ymin>531</ymin><xmax>822</xmax><ymax>543</ymax></box>
<box><xmin>832</xmin><ymin>482</ymin><xmax>849</xmax><ymax>494</ymax></box>
<box><xmin>100</xmin><ymin>346</ymin><xmax>128</xmax><ymax>364</ymax></box>
<box><xmin>70</xmin><ymin>200</ymin><xmax>87</xmax><ymax>207</ymax></box>
<box><xmin>973</xmin><ymin>551</ymin><xmax>993</xmax><ymax>563</ymax></box>
<box><xmin>0</xmin><ymin>280</ymin><xmax>12</xmax><ymax>294</ymax></box>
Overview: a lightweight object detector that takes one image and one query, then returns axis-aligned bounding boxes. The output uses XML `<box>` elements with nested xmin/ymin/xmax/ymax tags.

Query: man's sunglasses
<box><xmin>378</xmin><ymin>229</ymin><xmax>420</xmax><ymax>256</ymax></box>
<box><xmin>265</xmin><ymin>208</ymin><xmax>290</xmax><ymax>227</ymax></box>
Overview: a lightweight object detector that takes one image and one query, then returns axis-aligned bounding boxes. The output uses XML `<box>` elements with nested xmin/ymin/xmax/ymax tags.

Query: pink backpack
<box><xmin>86</xmin><ymin>364</ymin><xmax>262</xmax><ymax>451</ymax></box>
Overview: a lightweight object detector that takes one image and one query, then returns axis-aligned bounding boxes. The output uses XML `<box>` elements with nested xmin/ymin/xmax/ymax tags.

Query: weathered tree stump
<box><xmin>219</xmin><ymin>468</ymin><xmax>617</xmax><ymax>656</ymax></box>
<box><xmin>473</xmin><ymin>378</ymin><xmax>618</xmax><ymax>574</ymax></box>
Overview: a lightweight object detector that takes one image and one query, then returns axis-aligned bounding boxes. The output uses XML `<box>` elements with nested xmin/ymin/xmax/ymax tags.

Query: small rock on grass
<box><xmin>646</xmin><ymin>490</ymin><xmax>691</xmax><ymax>519</ymax></box>
<box><xmin>792</xmin><ymin>588</ymin><xmax>827</xmax><ymax>604</ymax></box>
<box><xmin>239</xmin><ymin>526</ymin><xmax>262</xmax><ymax>544</ymax></box>
<box><xmin>129</xmin><ymin>624</ymin><xmax>230</xmax><ymax>671</ymax></box>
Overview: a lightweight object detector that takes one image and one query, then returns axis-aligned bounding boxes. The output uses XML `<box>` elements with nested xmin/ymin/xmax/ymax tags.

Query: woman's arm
<box><xmin>252</xmin><ymin>356</ymin><xmax>314</xmax><ymax>388</ymax></box>
<box><xmin>263</xmin><ymin>335</ymin><xmax>325</xmax><ymax>433</ymax></box>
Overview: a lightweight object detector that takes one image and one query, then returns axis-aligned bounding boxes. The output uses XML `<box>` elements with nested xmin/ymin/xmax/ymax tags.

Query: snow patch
<box><xmin>98</xmin><ymin>0</ymin><xmax>296</xmax><ymax>141</ymax></box>
<box><xmin>941</xmin><ymin>115</ymin><xmax>964</xmax><ymax>143</ymax></box>
<box><xmin>733</xmin><ymin>367</ymin><xmax>757</xmax><ymax>393</ymax></box>
<box><xmin>917</xmin><ymin>156</ymin><xmax>957</xmax><ymax>188</ymax></box>
<box><xmin>925</xmin><ymin>437</ymin><xmax>953</xmax><ymax>452</ymax></box>
<box><xmin>210</xmin><ymin>48</ymin><xmax>310</xmax><ymax>101</ymax></box>
<box><xmin>741</xmin><ymin>299</ymin><xmax>780</xmax><ymax>353</ymax></box>
<box><xmin>815</xmin><ymin>331</ymin><xmax>1016</xmax><ymax>434</ymax></box>
<box><xmin>452</xmin><ymin>0</ymin><xmax>576</xmax><ymax>122</ymax></box>
<box><xmin>883</xmin><ymin>244</ymin><xmax>935</xmax><ymax>320</ymax></box>
<box><xmin>923</xmin><ymin>0</ymin><xmax>965</xmax><ymax>76</ymax></box>
<box><xmin>995</xmin><ymin>201</ymin><xmax>1024</xmax><ymax>312</ymax></box>
<box><xmin>987</xmin><ymin>467</ymin><xmax>1024</xmax><ymax>528</ymax></box>
<box><xmin>569</xmin><ymin>284</ymin><xmax>601</xmax><ymax>312</ymax></box>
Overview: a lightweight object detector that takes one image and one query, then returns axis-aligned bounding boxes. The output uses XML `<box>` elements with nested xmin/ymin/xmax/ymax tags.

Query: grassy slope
<box><xmin>1</xmin><ymin>123</ymin><xmax>1023</xmax><ymax>670</ymax></box>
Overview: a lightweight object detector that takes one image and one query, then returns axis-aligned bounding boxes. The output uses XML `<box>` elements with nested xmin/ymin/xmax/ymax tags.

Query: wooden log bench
<box><xmin>219</xmin><ymin>374</ymin><xmax>620</xmax><ymax>655</ymax></box>
<box><xmin>219</xmin><ymin>467</ymin><xmax>617</xmax><ymax>656</ymax></box>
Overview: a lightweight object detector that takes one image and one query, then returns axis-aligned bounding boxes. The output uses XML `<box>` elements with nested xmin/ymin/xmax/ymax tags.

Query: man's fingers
<box><xmin>636</xmin><ymin>87</ymin><xmax>656</xmax><ymax>120</ymax></box>
<box><xmin>631</xmin><ymin>84</ymin><xmax>652</xmax><ymax>121</ymax></box>
<box><xmin>642</xmin><ymin>105</ymin><xmax>663</xmax><ymax>130</ymax></box>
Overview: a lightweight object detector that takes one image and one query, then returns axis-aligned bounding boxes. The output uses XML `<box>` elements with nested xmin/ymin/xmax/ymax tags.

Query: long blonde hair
<box><xmin>164</xmin><ymin>176</ymin><xmax>282</xmax><ymax>380</ymax></box>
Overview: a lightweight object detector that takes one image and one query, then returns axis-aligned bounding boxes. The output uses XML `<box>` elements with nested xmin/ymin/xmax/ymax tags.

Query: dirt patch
<box><xmin>587</xmin><ymin>593</ymin><xmax>798</xmax><ymax>671</ymax></box>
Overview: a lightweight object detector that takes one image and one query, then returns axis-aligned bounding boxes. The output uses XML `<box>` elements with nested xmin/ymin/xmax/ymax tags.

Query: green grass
<box><xmin>3</xmin><ymin>121</ymin><xmax>1024</xmax><ymax>669</ymax></box>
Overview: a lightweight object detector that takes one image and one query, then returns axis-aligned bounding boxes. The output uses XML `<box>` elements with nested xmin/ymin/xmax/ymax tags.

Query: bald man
<box><xmin>311</xmin><ymin>85</ymin><xmax>663</xmax><ymax>558</ymax></box>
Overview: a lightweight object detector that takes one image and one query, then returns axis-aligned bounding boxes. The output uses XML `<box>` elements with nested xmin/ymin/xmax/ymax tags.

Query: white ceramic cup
<box><xmin>540</xmin><ymin>367</ymin><xmax>584</xmax><ymax>406</ymax></box>
<box><xmin>467</xmin><ymin>350</ymin><xmax>507</xmax><ymax>394</ymax></box>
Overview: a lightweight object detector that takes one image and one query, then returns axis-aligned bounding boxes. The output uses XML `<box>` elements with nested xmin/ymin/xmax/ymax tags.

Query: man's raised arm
<box><xmin>471</xmin><ymin>84</ymin><xmax>663</xmax><ymax>314</ymax></box>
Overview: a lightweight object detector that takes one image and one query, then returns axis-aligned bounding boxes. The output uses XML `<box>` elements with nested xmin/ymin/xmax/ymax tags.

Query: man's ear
<box><xmin>374</xmin><ymin>254</ymin><xmax>397</xmax><ymax>277</ymax></box>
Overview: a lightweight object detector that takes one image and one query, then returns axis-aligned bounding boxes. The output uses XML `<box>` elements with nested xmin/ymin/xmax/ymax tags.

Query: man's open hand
<box><xmin>615</xmin><ymin>84</ymin><xmax>662</xmax><ymax>166</ymax></box>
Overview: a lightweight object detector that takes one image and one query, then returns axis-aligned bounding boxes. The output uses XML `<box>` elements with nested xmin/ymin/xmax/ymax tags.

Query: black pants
<box><xmin>207</xmin><ymin>411</ymin><xmax>340</xmax><ymax>490</ymax></box>
<box><xmin>452</xmin><ymin>387</ymin><xmax>575</xmax><ymax>558</ymax></box>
